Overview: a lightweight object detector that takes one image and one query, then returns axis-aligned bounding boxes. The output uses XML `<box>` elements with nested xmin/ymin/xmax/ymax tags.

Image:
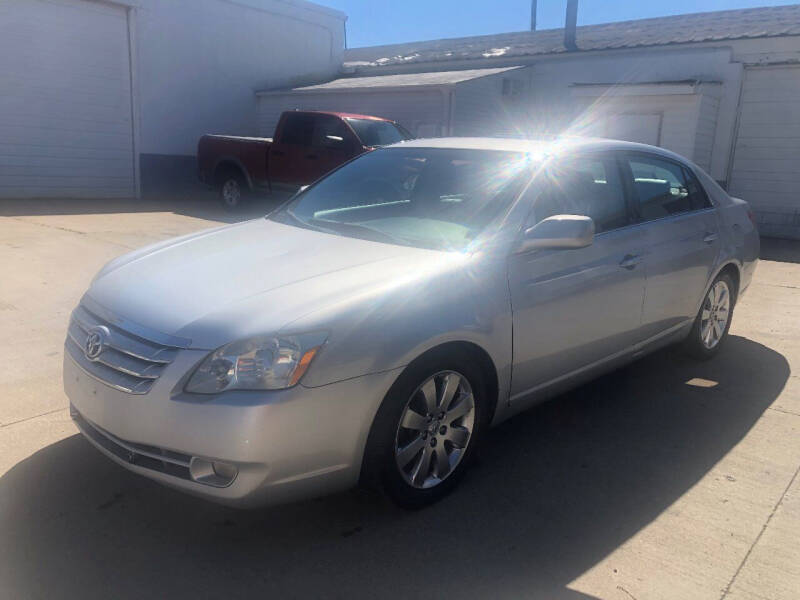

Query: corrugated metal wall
<box><xmin>729</xmin><ymin>65</ymin><xmax>800</xmax><ymax>238</ymax></box>
<box><xmin>693</xmin><ymin>94</ymin><xmax>721</xmax><ymax>173</ymax></box>
<box><xmin>453</xmin><ymin>73</ymin><xmax>527</xmax><ymax>137</ymax></box>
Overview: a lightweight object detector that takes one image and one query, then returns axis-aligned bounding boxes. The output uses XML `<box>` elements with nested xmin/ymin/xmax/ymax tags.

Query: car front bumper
<box><xmin>64</xmin><ymin>353</ymin><xmax>402</xmax><ymax>508</ymax></box>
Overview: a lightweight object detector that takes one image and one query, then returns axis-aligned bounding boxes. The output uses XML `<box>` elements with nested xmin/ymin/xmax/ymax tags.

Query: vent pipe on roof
<box><xmin>564</xmin><ymin>0</ymin><xmax>579</xmax><ymax>51</ymax></box>
<box><xmin>530</xmin><ymin>0</ymin><xmax>537</xmax><ymax>31</ymax></box>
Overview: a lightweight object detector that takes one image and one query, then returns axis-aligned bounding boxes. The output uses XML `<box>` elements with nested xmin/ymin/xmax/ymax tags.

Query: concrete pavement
<box><xmin>1</xmin><ymin>197</ymin><xmax>798</xmax><ymax>599</ymax></box>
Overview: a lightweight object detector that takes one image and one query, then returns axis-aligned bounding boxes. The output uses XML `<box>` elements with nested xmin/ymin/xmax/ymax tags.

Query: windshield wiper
<box><xmin>307</xmin><ymin>218</ymin><xmax>406</xmax><ymax>245</ymax></box>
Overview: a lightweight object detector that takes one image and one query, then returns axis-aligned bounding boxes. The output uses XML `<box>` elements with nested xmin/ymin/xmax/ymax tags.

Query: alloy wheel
<box><xmin>394</xmin><ymin>370</ymin><xmax>475</xmax><ymax>489</ymax></box>
<box><xmin>700</xmin><ymin>280</ymin><xmax>731</xmax><ymax>349</ymax></box>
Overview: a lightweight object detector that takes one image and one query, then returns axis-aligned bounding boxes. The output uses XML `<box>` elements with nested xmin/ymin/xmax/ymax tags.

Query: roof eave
<box><xmin>256</xmin><ymin>83</ymin><xmax>458</xmax><ymax>96</ymax></box>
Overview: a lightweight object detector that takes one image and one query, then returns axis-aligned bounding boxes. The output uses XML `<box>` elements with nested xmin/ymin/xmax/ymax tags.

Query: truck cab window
<box><xmin>280</xmin><ymin>113</ymin><xmax>315</xmax><ymax>146</ymax></box>
<box><xmin>311</xmin><ymin>116</ymin><xmax>352</xmax><ymax>149</ymax></box>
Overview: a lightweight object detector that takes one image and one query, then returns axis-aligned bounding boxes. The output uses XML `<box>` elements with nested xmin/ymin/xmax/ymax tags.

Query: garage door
<box><xmin>729</xmin><ymin>65</ymin><xmax>800</xmax><ymax>238</ymax></box>
<box><xmin>0</xmin><ymin>0</ymin><xmax>135</xmax><ymax>198</ymax></box>
<box><xmin>605</xmin><ymin>114</ymin><xmax>662</xmax><ymax>146</ymax></box>
<box><xmin>257</xmin><ymin>90</ymin><xmax>446</xmax><ymax>139</ymax></box>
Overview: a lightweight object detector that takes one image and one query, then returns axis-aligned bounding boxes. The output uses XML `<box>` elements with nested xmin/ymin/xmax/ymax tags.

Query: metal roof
<box><xmin>257</xmin><ymin>67</ymin><xmax>522</xmax><ymax>94</ymax></box>
<box><xmin>344</xmin><ymin>4</ymin><xmax>800</xmax><ymax>68</ymax></box>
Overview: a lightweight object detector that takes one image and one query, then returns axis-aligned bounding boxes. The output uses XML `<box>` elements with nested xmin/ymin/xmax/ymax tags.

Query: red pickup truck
<box><xmin>198</xmin><ymin>110</ymin><xmax>412</xmax><ymax>209</ymax></box>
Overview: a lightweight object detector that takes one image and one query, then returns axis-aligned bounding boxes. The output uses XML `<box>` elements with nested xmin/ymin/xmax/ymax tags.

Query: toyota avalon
<box><xmin>64</xmin><ymin>137</ymin><xmax>759</xmax><ymax>508</ymax></box>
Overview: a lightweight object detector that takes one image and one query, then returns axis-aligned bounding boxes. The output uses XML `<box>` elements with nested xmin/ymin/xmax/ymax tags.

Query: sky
<box><xmin>321</xmin><ymin>0</ymin><xmax>799</xmax><ymax>48</ymax></box>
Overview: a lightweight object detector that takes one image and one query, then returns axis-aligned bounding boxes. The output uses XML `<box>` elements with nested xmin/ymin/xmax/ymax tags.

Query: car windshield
<box><xmin>270</xmin><ymin>147</ymin><xmax>532</xmax><ymax>251</ymax></box>
<box><xmin>346</xmin><ymin>118</ymin><xmax>413</xmax><ymax>146</ymax></box>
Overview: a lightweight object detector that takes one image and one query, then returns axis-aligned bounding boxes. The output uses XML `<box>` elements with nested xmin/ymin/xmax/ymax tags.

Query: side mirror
<box><xmin>516</xmin><ymin>214</ymin><xmax>595</xmax><ymax>253</ymax></box>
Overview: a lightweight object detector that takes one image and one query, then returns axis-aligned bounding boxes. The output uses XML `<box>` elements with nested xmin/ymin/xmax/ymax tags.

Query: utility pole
<box><xmin>565</xmin><ymin>0</ymin><xmax>579</xmax><ymax>50</ymax></box>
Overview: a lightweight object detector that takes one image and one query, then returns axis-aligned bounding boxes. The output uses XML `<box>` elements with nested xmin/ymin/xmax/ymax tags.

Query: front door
<box><xmin>621</xmin><ymin>152</ymin><xmax>721</xmax><ymax>340</ymax></box>
<box><xmin>508</xmin><ymin>152</ymin><xmax>646</xmax><ymax>398</ymax></box>
<box><xmin>307</xmin><ymin>114</ymin><xmax>359</xmax><ymax>183</ymax></box>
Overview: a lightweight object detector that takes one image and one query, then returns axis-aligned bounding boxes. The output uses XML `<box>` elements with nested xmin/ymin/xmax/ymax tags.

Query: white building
<box><xmin>0</xmin><ymin>0</ymin><xmax>345</xmax><ymax>198</ymax></box>
<box><xmin>260</xmin><ymin>5</ymin><xmax>800</xmax><ymax>238</ymax></box>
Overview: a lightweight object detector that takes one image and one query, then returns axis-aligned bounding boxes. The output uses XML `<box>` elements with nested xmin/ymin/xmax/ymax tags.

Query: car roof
<box><xmin>391</xmin><ymin>136</ymin><xmax>688</xmax><ymax>162</ymax></box>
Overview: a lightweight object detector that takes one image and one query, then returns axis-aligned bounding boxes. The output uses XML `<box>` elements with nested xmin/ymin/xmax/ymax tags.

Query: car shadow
<box><xmin>0</xmin><ymin>336</ymin><xmax>787</xmax><ymax>599</ymax></box>
<box><xmin>759</xmin><ymin>237</ymin><xmax>800</xmax><ymax>264</ymax></box>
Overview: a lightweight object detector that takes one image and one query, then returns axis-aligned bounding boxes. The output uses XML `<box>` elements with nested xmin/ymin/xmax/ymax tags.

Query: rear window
<box><xmin>627</xmin><ymin>155</ymin><xmax>711</xmax><ymax>221</ymax></box>
<box><xmin>346</xmin><ymin>118</ymin><xmax>412</xmax><ymax>147</ymax></box>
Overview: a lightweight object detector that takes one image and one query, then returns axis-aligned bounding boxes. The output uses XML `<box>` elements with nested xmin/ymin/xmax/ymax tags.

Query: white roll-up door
<box><xmin>729</xmin><ymin>65</ymin><xmax>800</xmax><ymax>237</ymax></box>
<box><xmin>0</xmin><ymin>0</ymin><xmax>135</xmax><ymax>198</ymax></box>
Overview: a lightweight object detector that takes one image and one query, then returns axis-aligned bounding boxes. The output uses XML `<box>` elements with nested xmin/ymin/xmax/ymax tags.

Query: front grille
<box><xmin>65</xmin><ymin>304</ymin><xmax>179</xmax><ymax>394</ymax></box>
<box><xmin>71</xmin><ymin>407</ymin><xmax>192</xmax><ymax>481</ymax></box>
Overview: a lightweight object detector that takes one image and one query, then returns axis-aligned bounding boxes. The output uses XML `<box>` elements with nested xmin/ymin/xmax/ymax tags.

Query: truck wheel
<box><xmin>218</xmin><ymin>174</ymin><xmax>245</xmax><ymax>210</ymax></box>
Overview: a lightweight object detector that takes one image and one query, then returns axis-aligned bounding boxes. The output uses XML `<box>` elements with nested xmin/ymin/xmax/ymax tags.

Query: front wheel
<box><xmin>363</xmin><ymin>353</ymin><xmax>488</xmax><ymax>509</ymax></box>
<box><xmin>684</xmin><ymin>273</ymin><xmax>736</xmax><ymax>359</ymax></box>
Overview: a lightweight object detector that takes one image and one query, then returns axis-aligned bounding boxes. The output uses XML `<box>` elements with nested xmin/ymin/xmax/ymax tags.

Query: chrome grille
<box><xmin>65</xmin><ymin>305</ymin><xmax>179</xmax><ymax>394</ymax></box>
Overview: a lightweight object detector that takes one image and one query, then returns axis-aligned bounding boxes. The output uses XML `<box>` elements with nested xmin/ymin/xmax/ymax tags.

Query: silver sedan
<box><xmin>64</xmin><ymin>137</ymin><xmax>759</xmax><ymax>508</ymax></box>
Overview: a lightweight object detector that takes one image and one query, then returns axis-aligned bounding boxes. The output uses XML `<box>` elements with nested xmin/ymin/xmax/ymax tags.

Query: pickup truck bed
<box><xmin>198</xmin><ymin>135</ymin><xmax>273</xmax><ymax>190</ymax></box>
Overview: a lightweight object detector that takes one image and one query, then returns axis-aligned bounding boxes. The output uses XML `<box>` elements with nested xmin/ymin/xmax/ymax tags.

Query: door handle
<box><xmin>272</xmin><ymin>150</ymin><xmax>285</xmax><ymax>157</ymax></box>
<box><xmin>703</xmin><ymin>232</ymin><xmax>719</xmax><ymax>244</ymax></box>
<box><xmin>619</xmin><ymin>254</ymin><xmax>642</xmax><ymax>270</ymax></box>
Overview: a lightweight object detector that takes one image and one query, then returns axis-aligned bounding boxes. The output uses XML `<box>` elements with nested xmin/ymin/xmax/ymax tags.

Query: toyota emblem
<box><xmin>84</xmin><ymin>326</ymin><xmax>109</xmax><ymax>361</ymax></box>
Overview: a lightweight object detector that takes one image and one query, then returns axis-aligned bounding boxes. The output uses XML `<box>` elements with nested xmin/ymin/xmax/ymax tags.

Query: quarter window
<box><xmin>627</xmin><ymin>155</ymin><xmax>711</xmax><ymax>221</ymax></box>
<box><xmin>531</xmin><ymin>155</ymin><xmax>629</xmax><ymax>234</ymax></box>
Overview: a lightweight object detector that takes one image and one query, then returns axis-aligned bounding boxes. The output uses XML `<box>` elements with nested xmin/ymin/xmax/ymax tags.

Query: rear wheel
<box><xmin>684</xmin><ymin>272</ymin><xmax>736</xmax><ymax>359</ymax></box>
<box><xmin>363</xmin><ymin>351</ymin><xmax>488</xmax><ymax>509</ymax></box>
<box><xmin>217</xmin><ymin>171</ymin><xmax>246</xmax><ymax>210</ymax></box>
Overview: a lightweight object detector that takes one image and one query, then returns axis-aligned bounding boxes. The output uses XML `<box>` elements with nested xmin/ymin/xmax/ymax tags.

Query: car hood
<box><xmin>87</xmin><ymin>218</ymin><xmax>448</xmax><ymax>348</ymax></box>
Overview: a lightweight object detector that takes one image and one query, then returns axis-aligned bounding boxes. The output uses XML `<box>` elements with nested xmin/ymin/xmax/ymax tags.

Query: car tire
<box><xmin>362</xmin><ymin>349</ymin><xmax>489</xmax><ymax>509</ymax></box>
<box><xmin>218</xmin><ymin>172</ymin><xmax>247</xmax><ymax>211</ymax></box>
<box><xmin>684</xmin><ymin>272</ymin><xmax>736</xmax><ymax>360</ymax></box>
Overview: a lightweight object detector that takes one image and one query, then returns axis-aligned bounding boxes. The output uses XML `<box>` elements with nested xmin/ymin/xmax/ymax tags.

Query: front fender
<box><xmin>285</xmin><ymin>253</ymin><xmax>513</xmax><ymax>405</ymax></box>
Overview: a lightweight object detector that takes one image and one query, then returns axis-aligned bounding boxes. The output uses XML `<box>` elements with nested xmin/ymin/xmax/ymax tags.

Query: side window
<box><xmin>311</xmin><ymin>116</ymin><xmax>352</xmax><ymax>149</ymax></box>
<box><xmin>531</xmin><ymin>155</ymin><xmax>629</xmax><ymax>234</ymax></box>
<box><xmin>280</xmin><ymin>113</ymin><xmax>315</xmax><ymax>146</ymax></box>
<box><xmin>627</xmin><ymin>155</ymin><xmax>709</xmax><ymax>221</ymax></box>
<box><xmin>683</xmin><ymin>166</ymin><xmax>713</xmax><ymax>211</ymax></box>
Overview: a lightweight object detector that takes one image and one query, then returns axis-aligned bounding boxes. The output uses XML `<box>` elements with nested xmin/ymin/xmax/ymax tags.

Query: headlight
<box><xmin>185</xmin><ymin>332</ymin><xmax>327</xmax><ymax>394</ymax></box>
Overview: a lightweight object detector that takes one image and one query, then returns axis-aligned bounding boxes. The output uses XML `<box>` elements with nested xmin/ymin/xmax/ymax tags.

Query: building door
<box><xmin>605</xmin><ymin>114</ymin><xmax>662</xmax><ymax>146</ymax></box>
<box><xmin>0</xmin><ymin>0</ymin><xmax>136</xmax><ymax>198</ymax></box>
<box><xmin>729</xmin><ymin>65</ymin><xmax>800</xmax><ymax>238</ymax></box>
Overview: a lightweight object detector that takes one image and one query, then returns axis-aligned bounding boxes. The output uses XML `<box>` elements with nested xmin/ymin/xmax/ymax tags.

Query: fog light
<box><xmin>189</xmin><ymin>457</ymin><xmax>238</xmax><ymax>487</ymax></box>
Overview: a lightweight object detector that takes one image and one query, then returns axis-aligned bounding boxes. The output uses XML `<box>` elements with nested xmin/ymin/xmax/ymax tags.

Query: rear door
<box><xmin>621</xmin><ymin>152</ymin><xmax>720</xmax><ymax>340</ymax></box>
<box><xmin>269</xmin><ymin>112</ymin><xmax>315</xmax><ymax>185</ymax></box>
<box><xmin>508</xmin><ymin>152</ymin><xmax>647</xmax><ymax>397</ymax></box>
